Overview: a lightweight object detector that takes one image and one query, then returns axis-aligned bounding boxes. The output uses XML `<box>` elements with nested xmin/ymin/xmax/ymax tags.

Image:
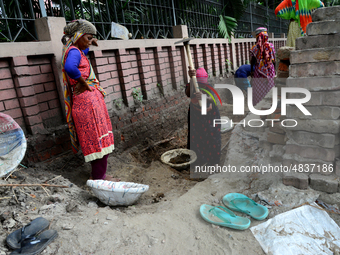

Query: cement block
<box><xmin>287</xmin><ymin>91</ymin><xmax>340</xmax><ymax>106</ymax></box>
<box><xmin>267</xmin><ymin>131</ymin><xmax>286</xmax><ymax>145</ymax></box>
<box><xmin>296</xmin><ymin>34</ymin><xmax>340</xmax><ymax>50</ymax></box>
<box><xmin>283</xmin><ymin>172</ymin><xmax>309</xmax><ymax>189</ymax></box>
<box><xmin>277</xmin><ymin>46</ymin><xmax>294</xmax><ymax>60</ymax></box>
<box><xmin>312</xmin><ymin>6</ymin><xmax>340</xmax><ymax>22</ymax></box>
<box><xmin>269</xmin><ymin>123</ymin><xmax>285</xmax><ymax>134</ymax></box>
<box><xmin>282</xmin><ymin>154</ymin><xmax>334</xmax><ymax>176</ymax></box>
<box><xmin>309</xmin><ymin>174</ymin><xmax>339</xmax><ymax>193</ymax></box>
<box><xmin>285</xmin><ymin>143</ymin><xmax>336</xmax><ymax>162</ymax></box>
<box><xmin>290</xmin><ymin>61</ymin><xmax>340</xmax><ymax>78</ymax></box>
<box><xmin>336</xmin><ymin>158</ymin><xmax>340</xmax><ymax>177</ymax></box>
<box><xmin>307</xmin><ymin>21</ymin><xmax>340</xmax><ymax>36</ymax></box>
<box><xmin>286</xmin><ymin>105</ymin><xmax>340</xmax><ymax>120</ymax></box>
<box><xmin>290</xmin><ymin>47</ymin><xmax>340</xmax><ymax>64</ymax></box>
<box><xmin>269</xmin><ymin>144</ymin><xmax>285</xmax><ymax>158</ymax></box>
<box><xmin>286</xmin><ymin>76</ymin><xmax>340</xmax><ymax>91</ymax></box>
<box><xmin>286</xmin><ymin>119</ymin><xmax>340</xmax><ymax>134</ymax></box>
<box><xmin>285</xmin><ymin>130</ymin><xmax>338</xmax><ymax>149</ymax></box>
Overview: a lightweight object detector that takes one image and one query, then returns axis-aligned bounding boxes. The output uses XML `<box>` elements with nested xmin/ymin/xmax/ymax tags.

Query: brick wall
<box><xmin>0</xmin><ymin>37</ymin><xmax>286</xmax><ymax>164</ymax></box>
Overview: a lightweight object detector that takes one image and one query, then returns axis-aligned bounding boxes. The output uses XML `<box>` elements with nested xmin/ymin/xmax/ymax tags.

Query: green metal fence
<box><xmin>0</xmin><ymin>0</ymin><xmax>288</xmax><ymax>42</ymax></box>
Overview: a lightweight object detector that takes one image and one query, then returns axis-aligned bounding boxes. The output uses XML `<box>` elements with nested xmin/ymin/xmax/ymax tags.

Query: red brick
<box><xmin>40</xmin><ymin>65</ymin><xmax>52</xmax><ymax>74</ymax></box>
<box><xmin>43</xmin><ymin>82</ymin><xmax>56</xmax><ymax>91</ymax></box>
<box><xmin>22</xmin><ymin>105</ymin><xmax>40</xmax><ymax>116</ymax></box>
<box><xmin>14</xmin><ymin>76</ymin><xmax>32</xmax><ymax>87</ymax></box>
<box><xmin>0</xmin><ymin>89</ymin><xmax>17</xmax><ymax>100</ymax></box>
<box><xmin>0</xmin><ymin>68</ymin><xmax>11</xmax><ymax>79</ymax></box>
<box><xmin>3</xmin><ymin>108</ymin><xmax>22</xmax><ymax>119</ymax></box>
<box><xmin>97</xmin><ymin>72</ymin><xmax>111</xmax><ymax>81</ymax></box>
<box><xmin>93</xmin><ymin>50</ymin><xmax>103</xmax><ymax>58</ymax></box>
<box><xmin>131</xmin><ymin>116</ymin><xmax>137</xmax><ymax>123</ymax></box>
<box><xmin>19</xmin><ymin>97</ymin><xmax>38</xmax><ymax>107</ymax></box>
<box><xmin>36</xmin><ymin>91</ymin><xmax>58</xmax><ymax>102</ymax></box>
<box><xmin>95</xmin><ymin>58</ymin><xmax>109</xmax><ymax>66</ymax></box>
<box><xmin>28</xmin><ymin>57</ymin><xmax>50</xmax><ymax>65</ymax></box>
<box><xmin>12</xmin><ymin>56</ymin><xmax>28</xmax><ymax>66</ymax></box>
<box><xmin>31</xmin><ymin>73</ymin><xmax>55</xmax><ymax>84</ymax></box>
<box><xmin>29</xmin><ymin>123</ymin><xmax>45</xmax><ymax>134</ymax></box>
<box><xmin>48</xmin><ymin>99</ymin><xmax>60</xmax><ymax>109</ymax></box>
<box><xmin>4</xmin><ymin>99</ymin><xmax>20</xmax><ymax>110</ymax></box>
<box><xmin>108</xmin><ymin>57</ymin><xmax>116</xmax><ymax>64</ymax></box>
<box><xmin>37</xmin><ymin>151</ymin><xmax>51</xmax><ymax>161</ymax></box>
<box><xmin>40</xmin><ymin>102</ymin><xmax>49</xmax><ymax>112</ymax></box>
<box><xmin>152</xmin><ymin>114</ymin><xmax>159</xmax><ymax>120</ymax></box>
<box><xmin>0</xmin><ymin>60</ymin><xmax>9</xmax><ymax>68</ymax></box>
<box><xmin>41</xmin><ymin>108</ymin><xmax>62</xmax><ymax>120</ymax></box>
<box><xmin>0</xmin><ymin>102</ymin><xmax>4</xmax><ymax>111</ymax></box>
<box><xmin>1</xmin><ymin>79</ymin><xmax>14</xmax><ymax>89</ymax></box>
<box><xmin>97</xmin><ymin>64</ymin><xmax>115</xmax><ymax>74</ymax></box>
<box><xmin>26</xmin><ymin>115</ymin><xmax>42</xmax><ymax>126</ymax></box>
<box><xmin>34</xmin><ymin>84</ymin><xmax>44</xmax><ymax>94</ymax></box>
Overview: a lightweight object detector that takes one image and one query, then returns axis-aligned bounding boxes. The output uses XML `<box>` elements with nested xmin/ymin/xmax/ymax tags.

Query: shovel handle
<box><xmin>184</xmin><ymin>43</ymin><xmax>201</xmax><ymax>107</ymax></box>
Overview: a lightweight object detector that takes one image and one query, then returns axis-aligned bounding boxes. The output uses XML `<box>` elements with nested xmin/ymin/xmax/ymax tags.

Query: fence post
<box><xmin>231</xmin><ymin>36</ymin><xmax>237</xmax><ymax>71</ymax></box>
<box><xmin>38</xmin><ymin>0</ymin><xmax>47</xmax><ymax>17</ymax></box>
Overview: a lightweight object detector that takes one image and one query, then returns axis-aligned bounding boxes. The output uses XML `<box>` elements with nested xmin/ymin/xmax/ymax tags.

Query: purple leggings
<box><xmin>90</xmin><ymin>154</ymin><xmax>109</xmax><ymax>180</ymax></box>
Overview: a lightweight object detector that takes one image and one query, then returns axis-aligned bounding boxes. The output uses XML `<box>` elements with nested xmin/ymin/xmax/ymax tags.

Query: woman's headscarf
<box><xmin>61</xmin><ymin>19</ymin><xmax>97</xmax><ymax>45</ymax></box>
<box><xmin>275</xmin><ymin>0</ymin><xmax>324</xmax><ymax>36</ymax></box>
<box><xmin>196</xmin><ymin>68</ymin><xmax>208</xmax><ymax>84</ymax></box>
<box><xmin>250</xmin><ymin>27</ymin><xmax>275</xmax><ymax>77</ymax></box>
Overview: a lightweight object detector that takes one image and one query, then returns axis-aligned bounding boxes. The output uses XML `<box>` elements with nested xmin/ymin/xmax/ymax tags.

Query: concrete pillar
<box><xmin>268</xmin><ymin>32</ymin><xmax>274</xmax><ymax>38</ymax></box>
<box><xmin>172</xmin><ymin>25</ymin><xmax>188</xmax><ymax>38</ymax></box>
<box><xmin>34</xmin><ymin>17</ymin><xmax>67</xmax><ymax>118</ymax></box>
<box><xmin>281</xmin><ymin>33</ymin><xmax>286</xmax><ymax>38</ymax></box>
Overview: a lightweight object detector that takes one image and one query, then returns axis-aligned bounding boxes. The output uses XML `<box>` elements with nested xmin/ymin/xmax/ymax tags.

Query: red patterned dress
<box><xmin>64</xmin><ymin>46</ymin><xmax>114</xmax><ymax>162</ymax></box>
<box><xmin>250</xmin><ymin>32</ymin><xmax>276</xmax><ymax>106</ymax></box>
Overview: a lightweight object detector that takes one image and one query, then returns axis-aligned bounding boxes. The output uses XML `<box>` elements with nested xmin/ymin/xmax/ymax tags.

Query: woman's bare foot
<box><xmin>89</xmin><ymin>175</ymin><xmax>121</xmax><ymax>182</ymax></box>
<box><xmin>103</xmin><ymin>175</ymin><xmax>121</xmax><ymax>182</ymax></box>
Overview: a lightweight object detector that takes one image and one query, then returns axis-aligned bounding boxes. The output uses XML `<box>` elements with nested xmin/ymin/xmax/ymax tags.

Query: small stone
<box><xmin>211</xmin><ymin>191</ymin><xmax>217</xmax><ymax>196</ymax></box>
<box><xmin>62</xmin><ymin>224</ymin><xmax>74</xmax><ymax>230</ymax></box>
<box><xmin>195</xmin><ymin>236</ymin><xmax>200</xmax><ymax>240</ymax></box>
<box><xmin>92</xmin><ymin>218</ymin><xmax>99</xmax><ymax>224</ymax></box>
<box><xmin>88</xmin><ymin>202</ymin><xmax>98</xmax><ymax>208</ymax></box>
<box><xmin>104</xmin><ymin>222</ymin><xmax>108</xmax><ymax>225</ymax></box>
<box><xmin>161</xmin><ymin>240</ymin><xmax>165</xmax><ymax>244</ymax></box>
<box><xmin>148</xmin><ymin>245</ymin><xmax>152</xmax><ymax>248</ymax></box>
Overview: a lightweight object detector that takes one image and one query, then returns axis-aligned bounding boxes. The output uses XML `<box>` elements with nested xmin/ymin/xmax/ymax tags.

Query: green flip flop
<box><xmin>200</xmin><ymin>204</ymin><xmax>251</xmax><ymax>230</ymax></box>
<box><xmin>222</xmin><ymin>193</ymin><xmax>269</xmax><ymax>220</ymax></box>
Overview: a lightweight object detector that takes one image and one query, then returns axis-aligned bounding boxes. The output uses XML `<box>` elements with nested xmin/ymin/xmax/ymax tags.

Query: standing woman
<box><xmin>61</xmin><ymin>19</ymin><xmax>119</xmax><ymax>181</ymax></box>
<box><xmin>250</xmin><ymin>27</ymin><xmax>276</xmax><ymax>106</ymax></box>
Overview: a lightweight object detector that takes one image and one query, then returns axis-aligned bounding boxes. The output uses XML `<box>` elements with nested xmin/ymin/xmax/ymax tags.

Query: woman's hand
<box><xmin>188</xmin><ymin>66</ymin><xmax>196</xmax><ymax>77</ymax></box>
<box><xmin>91</xmin><ymin>38</ymin><xmax>98</xmax><ymax>47</ymax></box>
<box><xmin>74</xmin><ymin>81</ymin><xmax>92</xmax><ymax>95</ymax></box>
<box><xmin>193</xmin><ymin>91</ymin><xmax>202</xmax><ymax>100</ymax></box>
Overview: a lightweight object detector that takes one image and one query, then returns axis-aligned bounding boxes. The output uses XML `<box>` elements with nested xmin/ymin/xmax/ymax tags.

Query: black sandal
<box><xmin>6</xmin><ymin>217</ymin><xmax>50</xmax><ymax>250</ymax></box>
<box><xmin>10</xmin><ymin>229</ymin><xmax>58</xmax><ymax>255</ymax></box>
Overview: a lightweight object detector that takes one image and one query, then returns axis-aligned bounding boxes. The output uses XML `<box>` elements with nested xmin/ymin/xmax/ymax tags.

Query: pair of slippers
<box><xmin>200</xmin><ymin>193</ymin><xmax>269</xmax><ymax>230</ymax></box>
<box><xmin>6</xmin><ymin>217</ymin><xmax>58</xmax><ymax>255</ymax></box>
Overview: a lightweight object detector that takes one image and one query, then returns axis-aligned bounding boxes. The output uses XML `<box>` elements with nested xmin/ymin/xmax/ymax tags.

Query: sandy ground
<box><xmin>1</xmin><ymin>76</ymin><xmax>340</xmax><ymax>255</ymax></box>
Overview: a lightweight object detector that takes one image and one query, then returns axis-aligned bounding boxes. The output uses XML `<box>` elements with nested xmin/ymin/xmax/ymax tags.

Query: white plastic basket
<box><xmin>86</xmin><ymin>180</ymin><xmax>149</xmax><ymax>206</ymax></box>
